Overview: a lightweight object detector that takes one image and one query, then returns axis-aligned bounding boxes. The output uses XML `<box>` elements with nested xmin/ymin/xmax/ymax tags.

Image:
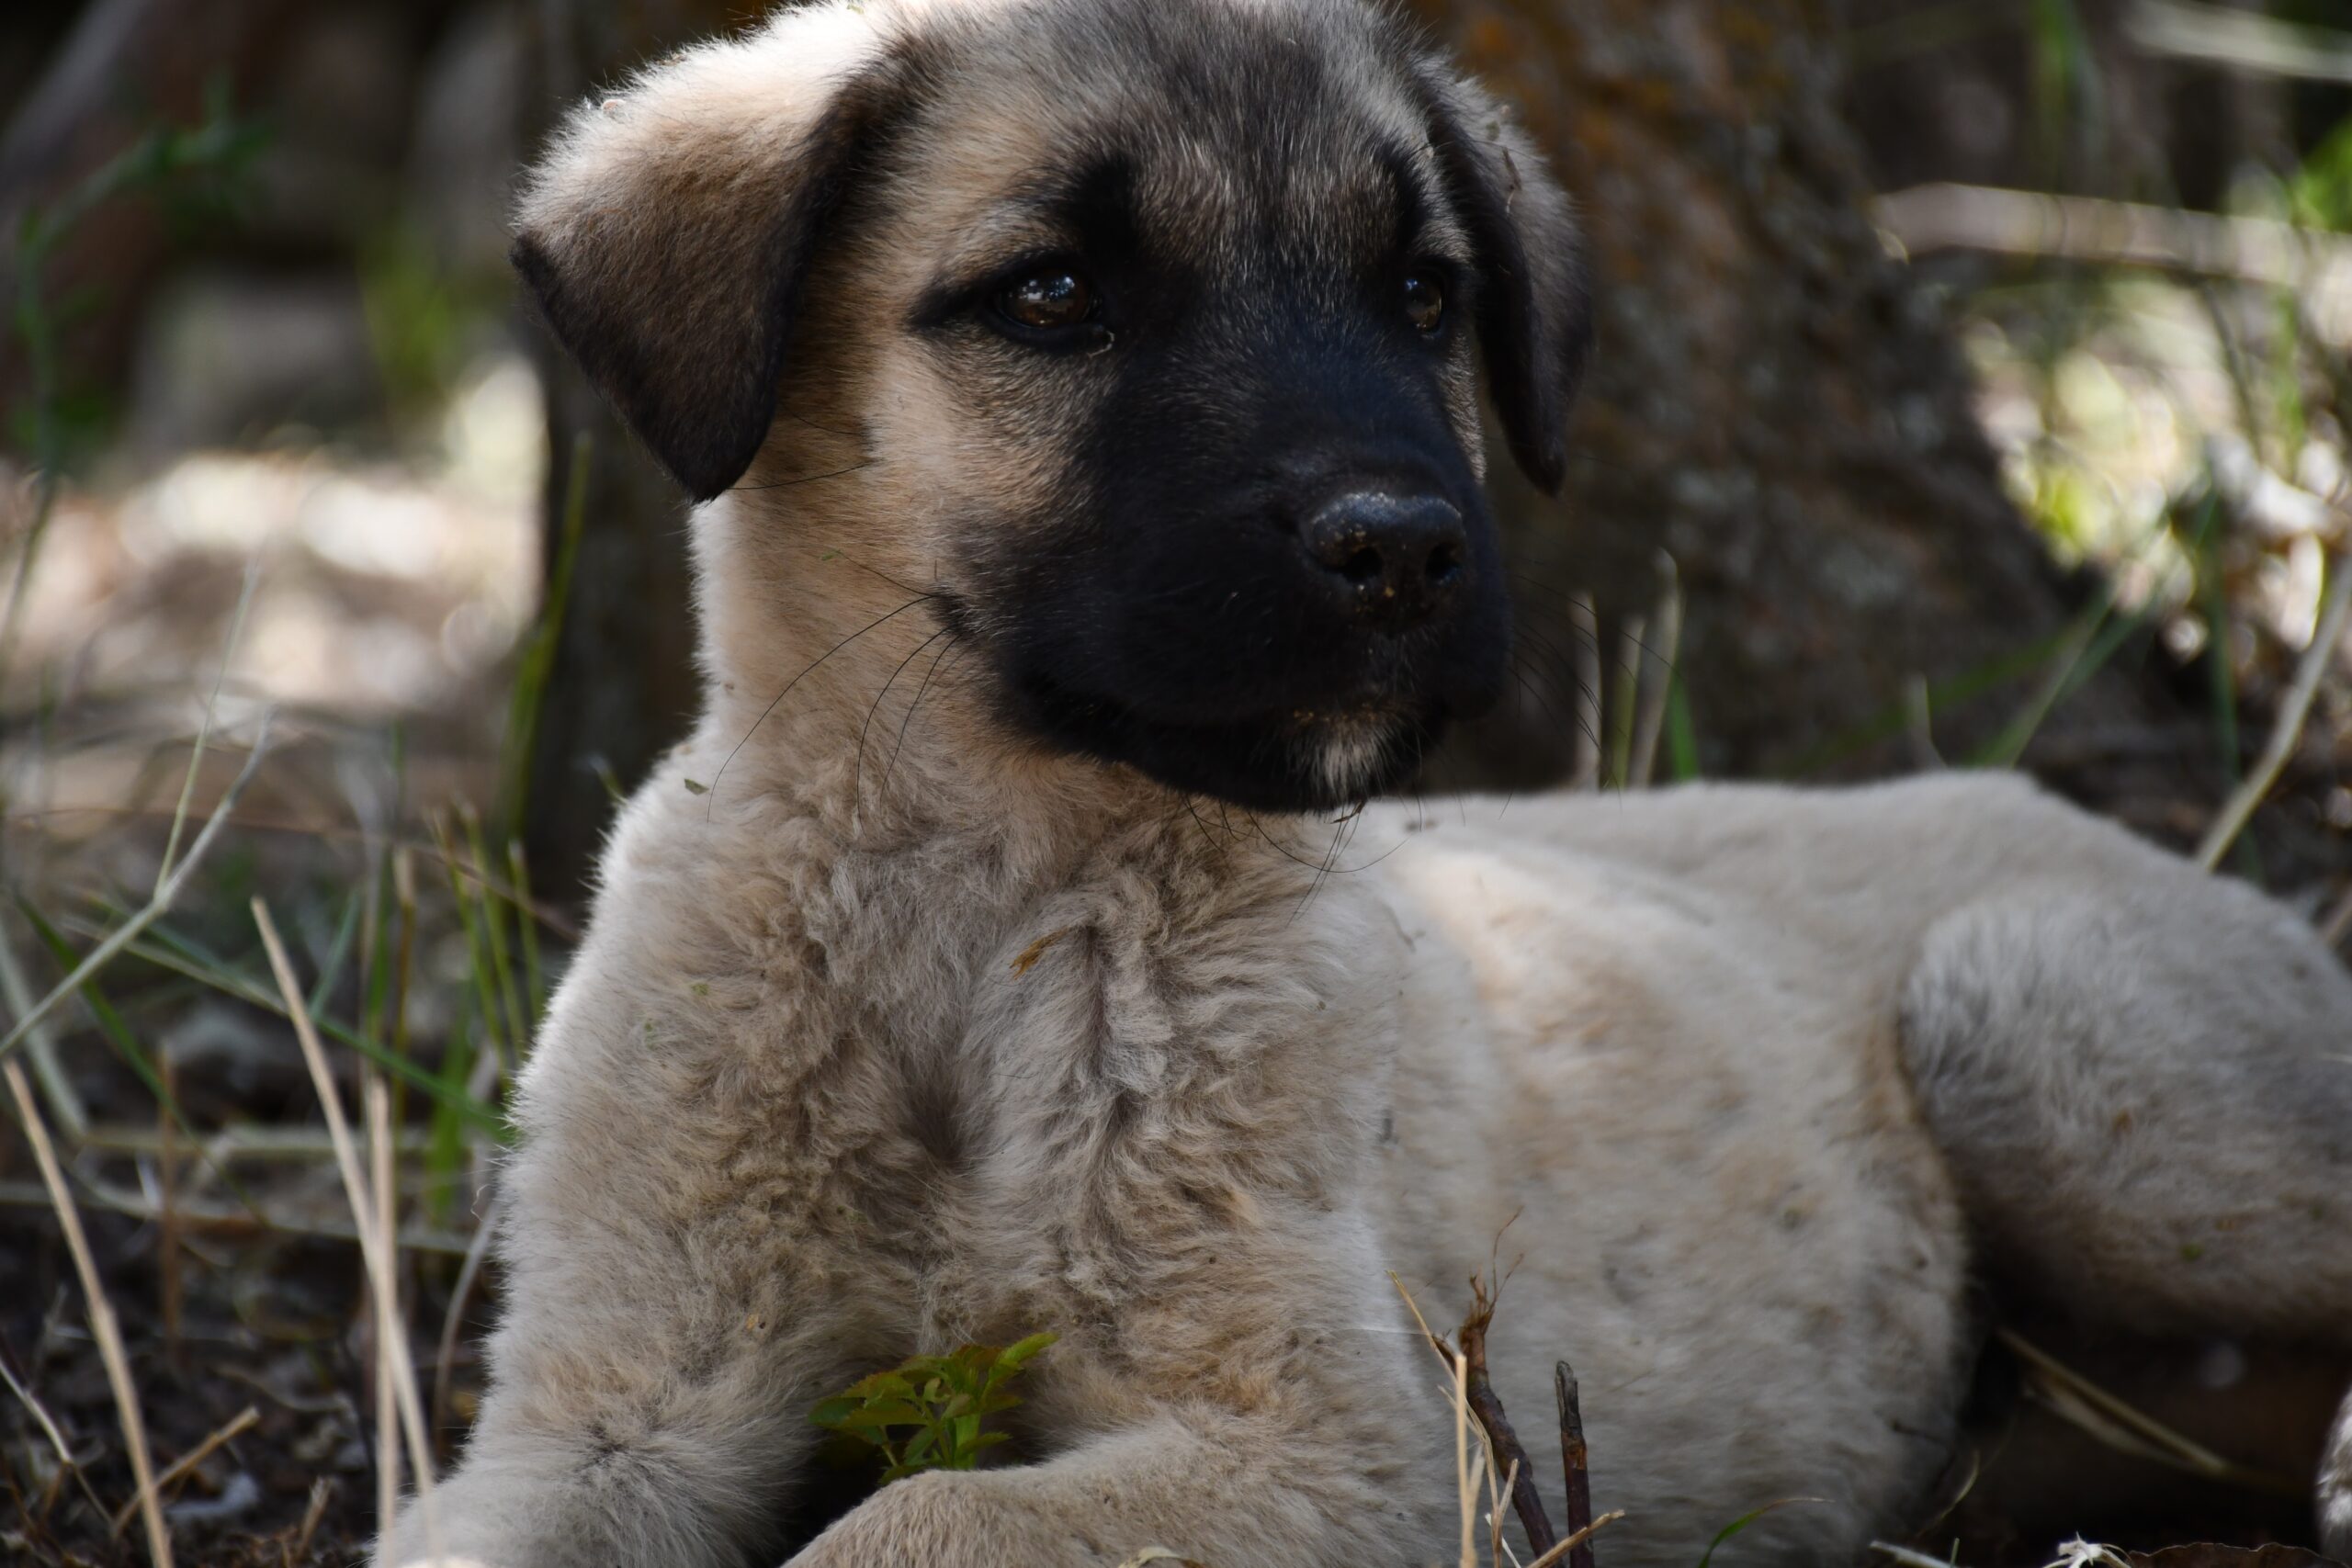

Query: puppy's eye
<box><xmin>1403</xmin><ymin>270</ymin><xmax>1446</xmax><ymax>334</ymax></box>
<box><xmin>998</xmin><ymin>269</ymin><xmax>1095</xmax><ymax>333</ymax></box>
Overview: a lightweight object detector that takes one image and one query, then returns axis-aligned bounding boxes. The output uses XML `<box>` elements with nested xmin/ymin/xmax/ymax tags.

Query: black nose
<box><xmin>1298</xmin><ymin>491</ymin><xmax>1469</xmax><ymax>632</ymax></box>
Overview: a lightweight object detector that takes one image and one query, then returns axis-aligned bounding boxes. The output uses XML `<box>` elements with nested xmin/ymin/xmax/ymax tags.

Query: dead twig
<box><xmin>1455</xmin><ymin>1275</ymin><xmax>1558</xmax><ymax>1560</ymax></box>
<box><xmin>1555</xmin><ymin>1361</ymin><xmax>1594</xmax><ymax>1568</ymax></box>
<box><xmin>1395</xmin><ymin>1267</ymin><xmax>1573</xmax><ymax>1564</ymax></box>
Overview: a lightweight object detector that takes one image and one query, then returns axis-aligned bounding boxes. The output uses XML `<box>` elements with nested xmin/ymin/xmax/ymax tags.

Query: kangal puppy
<box><xmin>381</xmin><ymin>0</ymin><xmax>2352</xmax><ymax>1563</ymax></box>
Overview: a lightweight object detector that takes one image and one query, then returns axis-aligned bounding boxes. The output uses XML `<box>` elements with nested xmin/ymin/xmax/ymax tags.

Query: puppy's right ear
<box><xmin>512</xmin><ymin>15</ymin><xmax>892</xmax><ymax>502</ymax></box>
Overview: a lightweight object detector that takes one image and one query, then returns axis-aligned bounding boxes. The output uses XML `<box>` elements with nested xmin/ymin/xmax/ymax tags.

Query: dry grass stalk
<box><xmin>1628</xmin><ymin>555</ymin><xmax>1681</xmax><ymax>790</ymax></box>
<box><xmin>154</xmin><ymin>556</ymin><xmax>259</xmax><ymax>894</ymax></box>
<box><xmin>3</xmin><ymin>1057</ymin><xmax>175</xmax><ymax>1568</ymax></box>
<box><xmin>2198</xmin><ymin>547</ymin><xmax>2352</xmax><ymax>870</ymax></box>
<box><xmin>108</xmin><ymin>1404</ymin><xmax>259</xmax><ymax>1535</ymax></box>
<box><xmin>291</xmin><ymin>1475</ymin><xmax>334</xmax><ymax>1562</ymax></box>
<box><xmin>368</xmin><ymin>1071</ymin><xmax>401</xmax><ymax>1538</ymax></box>
<box><xmin>433</xmin><ymin>1190</ymin><xmax>502</xmax><ymax>1458</ymax></box>
<box><xmin>253</xmin><ymin>897</ymin><xmax>441</xmax><ymax>1550</ymax></box>
<box><xmin>2324</xmin><ymin>880</ymin><xmax>2352</xmax><ymax>950</ymax></box>
<box><xmin>0</xmin><ymin>714</ymin><xmax>273</xmax><ymax>1066</ymax></box>
<box><xmin>1570</xmin><ymin>593</ymin><xmax>1602</xmax><ymax>790</ymax></box>
<box><xmin>1903</xmin><ymin>675</ymin><xmax>1942</xmax><ymax>772</ymax></box>
<box><xmin>1521</xmin><ymin>1509</ymin><xmax>1627</xmax><ymax>1568</ymax></box>
<box><xmin>0</xmin><ymin>926</ymin><xmax>85</xmax><ymax>1141</ymax></box>
<box><xmin>0</xmin><ymin>1174</ymin><xmax>476</xmax><ymax>1253</ymax></box>
<box><xmin>1454</xmin><ymin>1318</ymin><xmax>1476</xmax><ymax>1568</ymax></box>
<box><xmin>1610</xmin><ymin>616</ymin><xmax>1646</xmax><ymax>789</ymax></box>
<box><xmin>1996</xmin><ymin>1327</ymin><xmax>2301</xmax><ymax>1494</ymax></box>
<box><xmin>1874</xmin><ymin>182</ymin><xmax>2352</xmax><ymax>309</ymax></box>
<box><xmin>158</xmin><ymin>1055</ymin><xmax>182</xmax><ymax>1352</ymax></box>
<box><xmin>0</xmin><ymin>1339</ymin><xmax>104</xmax><ymax>1519</ymax></box>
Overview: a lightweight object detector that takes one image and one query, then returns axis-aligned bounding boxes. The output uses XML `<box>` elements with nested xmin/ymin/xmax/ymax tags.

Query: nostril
<box><xmin>1424</xmin><ymin>540</ymin><xmax>1463</xmax><ymax>585</ymax></box>
<box><xmin>1340</xmin><ymin>546</ymin><xmax>1384</xmax><ymax>585</ymax></box>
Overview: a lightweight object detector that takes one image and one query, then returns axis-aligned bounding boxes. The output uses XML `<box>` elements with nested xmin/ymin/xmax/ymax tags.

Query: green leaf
<box><xmin>1695</xmin><ymin>1498</ymin><xmax>1826</xmax><ymax>1568</ymax></box>
<box><xmin>995</xmin><ymin>1332</ymin><xmax>1058</xmax><ymax>1373</ymax></box>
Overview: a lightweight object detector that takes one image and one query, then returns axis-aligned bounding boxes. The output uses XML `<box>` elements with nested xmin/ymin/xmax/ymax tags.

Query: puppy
<box><xmin>382</xmin><ymin>0</ymin><xmax>2352</xmax><ymax>1562</ymax></box>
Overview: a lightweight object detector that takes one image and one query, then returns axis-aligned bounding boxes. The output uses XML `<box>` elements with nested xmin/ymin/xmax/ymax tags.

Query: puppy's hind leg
<box><xmin>1896</xmin><ymin>877</ymin><xmax>2352</xmax><ymax>1339</ymax></box>
<box><xmin>1896</xmin><ymin>875</ymin><xmax>2352</xmax><ymax>1544</ymax></box>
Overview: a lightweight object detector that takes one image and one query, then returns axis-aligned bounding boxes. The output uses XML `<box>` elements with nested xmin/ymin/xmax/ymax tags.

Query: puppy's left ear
<box><xmin>511</xmin><ymin>14</ymin><xmax>894</xmax><ymax>502</ymax></box>
<box><xmin>1414</xmin><ymin>72</ymin><xmax>1593</xmax><ymax>495</ymax></box>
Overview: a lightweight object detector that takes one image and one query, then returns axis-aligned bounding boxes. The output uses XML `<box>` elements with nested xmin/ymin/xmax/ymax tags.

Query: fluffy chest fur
<box><xmin>507</xmin><ymin>751</ymin><xmax>1406</xmax><ymax>1399</ymax></box>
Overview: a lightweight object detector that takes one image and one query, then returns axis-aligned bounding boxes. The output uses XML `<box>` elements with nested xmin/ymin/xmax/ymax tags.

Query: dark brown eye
<box><xmin>999</xmin><ymin>269</ymin><xmax>1094</xmax><ymax>332</ymax></box>
<box><xmin>1403</xmin><ymin>270</ymin><xmax>1445</xmax><ymax>333</ymax></box>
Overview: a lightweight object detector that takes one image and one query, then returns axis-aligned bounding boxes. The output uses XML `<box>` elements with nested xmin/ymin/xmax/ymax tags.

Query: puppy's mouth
<box><xmin>1010</xmin><ymin>665</ymin><xmax>1447</xmax><ymax>813</ymax></box>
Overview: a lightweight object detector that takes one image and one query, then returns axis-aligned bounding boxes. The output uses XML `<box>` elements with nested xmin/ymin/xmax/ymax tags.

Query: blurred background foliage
<box><xmin>3</xmin><ymin>1</ymin><xmax>2352</xmax><ymax>1565</ymax></box>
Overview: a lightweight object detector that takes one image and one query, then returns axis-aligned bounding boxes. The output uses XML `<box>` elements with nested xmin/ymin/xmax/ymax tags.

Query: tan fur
<box><xmin>384</xmin><ymin>4</ymin><xmax>2352</xmax><ymax>1564</ymax></box>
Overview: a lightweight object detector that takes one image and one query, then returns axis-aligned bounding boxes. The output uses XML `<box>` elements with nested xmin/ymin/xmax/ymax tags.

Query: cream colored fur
<box><xmin>381</xmin><ymin>3</ymin><xmax>2352</xmax><ymax>1564</ymax></box>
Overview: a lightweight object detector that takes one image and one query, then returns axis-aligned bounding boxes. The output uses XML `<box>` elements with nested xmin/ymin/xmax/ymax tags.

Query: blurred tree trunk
<box><xmin>1409</xmin><ymin>0</ymin><xmax>2201</xmax><ymax>815</ymax></box>
<box><xmin>518</xmin><ymin>0</ymin><xmax>732</xmax><ymax>901</ymax></box>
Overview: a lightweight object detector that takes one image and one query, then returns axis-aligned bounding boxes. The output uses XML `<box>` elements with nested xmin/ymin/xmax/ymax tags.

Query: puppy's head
<box><xmin>515</xmin><ymin>0</ymin><xmax>1590</xmax><ymax>814</ymax></box>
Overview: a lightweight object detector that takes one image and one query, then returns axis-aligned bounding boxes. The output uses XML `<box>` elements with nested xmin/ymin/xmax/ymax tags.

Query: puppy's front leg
<box><xmin>376</xmin><ymin>974</ymin><xmax>859</xmax><ymax>1568</ymax></box>
<box><xmin>787</xmin><ymin>1258</ymin><xmax>1453</xmax><ymax>1568</ymax></box>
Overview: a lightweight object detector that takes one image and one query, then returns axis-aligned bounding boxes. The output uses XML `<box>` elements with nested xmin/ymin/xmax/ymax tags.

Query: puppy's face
<box><xmin>514</xmin><ymin>0</ymin><xmax>1590</xmax><ymax>813</ymax></box>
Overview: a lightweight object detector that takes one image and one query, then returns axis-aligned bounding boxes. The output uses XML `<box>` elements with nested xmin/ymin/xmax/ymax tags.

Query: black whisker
<box><xmin>707</xmin><ymin>594</ymin><xmax>938</xmax><ymax>814</ymax></box>
<box><xmin>729</xmin><ymin>459</ymin><xmax>880</xmax><ymax>493</ymax></box>
<box><xmin>854</xmin><ymin>627</ymin><xmax>953</xmax><ymax>822</ymax></box>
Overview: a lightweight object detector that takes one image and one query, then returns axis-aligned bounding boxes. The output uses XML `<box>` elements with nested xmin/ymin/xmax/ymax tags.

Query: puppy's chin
<box><xmin>1117</xmin><ymin>709</ymin><xmax>1442</xmax><ymax>814</ymax></box>
<box><xmin>1000</xmin><ymin>662</ymin><xmax>1446</xmax><ymax>812</ymax></box>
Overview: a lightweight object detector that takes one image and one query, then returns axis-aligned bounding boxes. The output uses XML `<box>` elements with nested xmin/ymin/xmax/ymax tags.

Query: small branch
<box><xmin>1455</xmin><ymin>1276</ymin><xmax>1557</xmax><ymax>1559</ymax></box>
<box><xmin>2198</xmin><ymin>547</ymin><xmax>2352</xmax><ymax>870</ymax></box>
<box><xmin>1555</xmin><ymin>1361</ymin><xmax>1594</xmax><ymax>1568</ymax></box>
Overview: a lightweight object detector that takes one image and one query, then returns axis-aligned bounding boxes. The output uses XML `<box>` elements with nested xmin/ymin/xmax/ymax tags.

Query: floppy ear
<box><xmin>1414</xmin><ymin>73</ymin><xmax>1593</xmax><ymax>495</ymax></box>
<box><xmin>511</xmin><ymin>12</ymin><xmax>891</xmax><ymax>502</ymax></box>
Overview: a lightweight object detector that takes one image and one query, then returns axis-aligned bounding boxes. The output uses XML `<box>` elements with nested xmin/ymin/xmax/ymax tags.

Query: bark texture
<box><xmin>1408</xmin><ymin>0</ymin><xmax>2189</xmax><ymax>801</ymax></box>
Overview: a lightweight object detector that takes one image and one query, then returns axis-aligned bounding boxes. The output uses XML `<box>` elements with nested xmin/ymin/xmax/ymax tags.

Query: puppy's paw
<box><xmin>784</xmin><ymin>1470</ymin><xmax>1094</xmax><ymax>1568</ymax></box>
